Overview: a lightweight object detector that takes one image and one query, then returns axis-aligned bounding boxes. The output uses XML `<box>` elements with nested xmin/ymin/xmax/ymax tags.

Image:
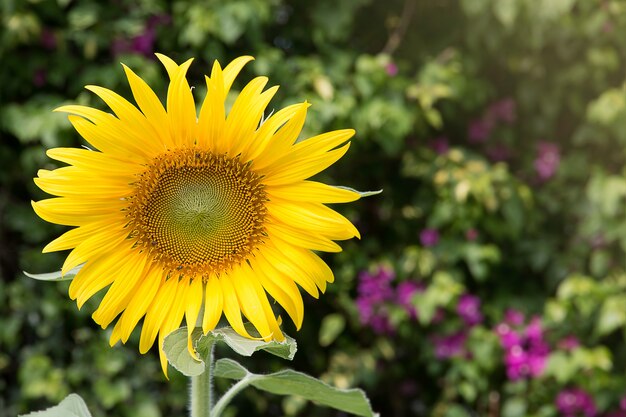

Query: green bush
<box><xmin>4</xmin><ymin>0</ymin><xmax>626</xmax><ymax>416</ymax></box>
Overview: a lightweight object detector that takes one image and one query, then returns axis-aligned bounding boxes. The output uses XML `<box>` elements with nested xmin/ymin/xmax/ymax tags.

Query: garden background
<box><xmin>2</xmin><ymin>0</ymin><xmax>626</xmax><ymax>416</ymax></box>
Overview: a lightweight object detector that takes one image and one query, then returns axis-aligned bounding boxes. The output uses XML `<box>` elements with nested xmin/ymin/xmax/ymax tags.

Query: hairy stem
<box><xmin>211</xmin><ymin>375</ymin><xmax>255</xmax><ymax>417</ymax></box>
<box><xmin>190</xmin><ymin>342</ymin><xmax>215</xmax><ymax>417</ymax></box>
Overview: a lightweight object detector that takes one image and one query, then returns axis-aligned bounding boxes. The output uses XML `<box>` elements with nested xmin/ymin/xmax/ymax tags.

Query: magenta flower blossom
<box><xmin>456</xmin><ymin>293</ymin><xmax>483</xmax><ymax>326</ymax></box>
<box><xmin>465</xmin><ymin>228</ymin><xmax>479</xmax><ymax>241</ymax></box>
<box><xmin>355</xmin><ymin>267</ymin><xmax>396</xmax><ymax>334</ymax></box>
<box><xmin>420</xmin><ymin>228</ymin><xmax>440</xmax><ymax>247</ymax></box>
<box><xmin>429</xmin><ymin>136</ymin><xmax>450</xmax><ymax>154</ymax></box>
<box><xmin>487</xmin><ymin>98</ymin><xmax>517</xmax><ymax>124</ymax></box>
<box><xmin>385</xmin><ymin>62</ymin><xmax>398</xmax><ymax>76</ymax></box>
<box><xmin>486</xmin><ymin>144</ymin><xmax>511</xmax><ymax>162</ymax></box>
<box><xmin>557</xmin><ymin>335</ymin><xmax>580</xmax><ymax>351</ymax></box>
<box><xmin>432</xmin><ymin>331</ymin><xmax>467</xmax><ymax>359</ymax></box>
<box><xmin>555</xmin><ymin>388</ymin><xmax>597</xmax><ymax>417</ymax></box>
<box><xmin>396</xmin><ymin>281</ymin><xmax>423</xmax><ymax>319</ymax></box>
<box><xmin>40</xmin><ymin>28</ymin><xmax>57</xmax><ymax>50</ymax></box>
<box><xmin>111</xmin><ymin>14</ymin><xmax>170</xmax><ymax>57</ymax></box>
<box><xmin>468</xmin><ymin>119</ymin><xmax>492</xmax><ymax>143</ymax></box>
<box><xmin>33</xmin><ymin>69</ymin><xmax>47</xmax><ymax>87</ymax></box>
<box><xmin>535</xmin><ymin>141</ymin><xmax>560</xmax><ymax>180</ymax></box>
<box><xmin>504</xmin><ymin>309</ymin><xmax>525</xmax><ymax>326</ymax></box>
<box><xmin>495</xmin><ymin>324</ymin><xmax>522</xmax><ymax>349</ymax></box>
<box><xmin>495</xmin><ymin>313</ymin><xmax>550</xmax><ymax>380</ymax></box>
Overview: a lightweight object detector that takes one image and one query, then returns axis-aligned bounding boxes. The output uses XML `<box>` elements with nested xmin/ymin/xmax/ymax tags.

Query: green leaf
<box><xmin>163</xmin><ymin>325</ymin><xmax>297</xmax><ymax>377</ymax></box>
<box><xmin>335</xmin><ymin>186</ymin><xmax>383</xmax><ymax>198</ymax></box>
<box><xmin>24</xmin><ymin>265</ymin><xmax>82</xmax><ymax>281</ymax></box>
<box><xmin>214</xmin><ymin>358</ymin><xmax>378</xmax><ymax>417</ymax></box>
<box><xmin>19</xmin><ymin>393</ymin><xmax>92</xmax><ymax>417</ymax></box>
<box><xmin>162</xmin><ymin>327</ymin><xmax>206</xmax><ymax>377</ymax></box>
<box><xmin>318</xmin><ymin>314</ymin><xmax>345</xmax><ymax>347</ymax></box>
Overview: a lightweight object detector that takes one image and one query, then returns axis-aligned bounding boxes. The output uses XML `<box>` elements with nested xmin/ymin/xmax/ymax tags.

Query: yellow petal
<box><xmin>269</xmin><ymin>236</ymin><xmax>334</xmax><ymax>292</ymax></box>
<box><xmin>139</xmin><ymin>276</ymin><xmax>178</xmax><ymax>354</ymax></box>
<box><xmin>202</xmin><ymin>275</ymin><xmax>224</xmax><ymax>334</ymax></box>
<box><xmin>261</xmin><ymin>143</ymin><xmax>351</xmax><ymax>186</ymax></box>
<box><xmin>250</xmin><ymin>257</ymin><xmax>304</xmax><ymax>330</ymax></box>
<box><xmin>162</xmin><ymin>58</ymin><xmax>196</xmax><ymax>148</ymax></box>
<box><xmin>256</xmin><ymin>246</ymin><xmax>319</xmax><ymax>298</ymax></box>
<box><xmin>117</xmin><ymin>265</ymin><xmax>164</xmax><ymax>343</ymax></box>
<box><xmin>222</xmin><ymin>56</ymin><xmax>255</xmax><ymax>92</ymax></box>
<box><xmin>197</xmin><ymin>63</ymin><xmax>226</xmax><ymax>150</ymax></box>
<box><xmin>46</xmin><ymin>148</ymin><xmax>142</xmax><ymax>175</ymax></box>
<box><xmin>68</xmin><ymin>250</ymin><xmax>127</xmax><ymax>305</ymax></box>
<box><xmin>230</xmin><ymin>264</ymin><xmax>272</xmax><ymax>339</ymax></box>
<box><xmin>85</xmin><ymin>85</ymin><xmax>166</xmax><ymax>152</ymax></box>
<box><xmin>266</xmin><ymin>181</ymin><xmax>361</xmax><ymax>204</ymax></box>
<box><xmin>252</xmin><ymin>103</ymin><xmax>309</xmax><ymax>170</ymax></box>
<box><xmin>265</xmin><ymin>222</ymin><xmax>342</xmax><ymax>253</ymax></box>
<box><xmin>157</xmin><ymin>275</ymin><xmax>190</xmax><ymax>378</ymax></box>
<box><xmin>264</xmin><ymin>129</ymin><xmax>355</xmax><ymax>174</ymax></box>
<box><xmin>32</xmin><ymin>197</ymin><xmax>125</xmax><ymax>227</ymax></box>
<box><xmin>92</xmin><ymin>252</ymin><xmax>148</xmax><ymax>328</ymax></box>
<box><xmin>42</xmin><ymin>219</ymin><xmax>118</xmax><ymax>253</ymax></box>
<box><xmin>266</xmin><ymin>199</ymin><xmax>360</xmax><ymax>240</ymax></box>
<box><xmin>241</xmin><ymin>103</ymin><xmax>307</xmax><ymax>164</ymax></box>
<box><xmin>219</xmin><ymin>272</ymin><xmax>253</xmax><ymax>338</ymax></box>
<box><xmin>185</xmin><ymin>277</ymin><xmax>203</xmax><ymax>360</ymax></box>
<box><xmin>61</xmin><ymin>230</ymin><xmax>127</xmax><ymax>275</ymax></box>
<box><xmin>122</xmin><ymin>64</ymin><xmax>173</xmax><ymax>148</ymax></box>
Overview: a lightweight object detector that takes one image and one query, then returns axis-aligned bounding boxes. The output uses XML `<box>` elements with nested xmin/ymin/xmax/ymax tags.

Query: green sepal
<box><xmin>214</xmin><ymin>358</ymin><xmax>379</xmax><ymax>417</ymax></box>
<box><xmin>18</xmin><ymin>393</ymin><xmax>92</xmax><ymax>417</ymax></box>
<box><xmin>335</xmin><ymin>185</ymin><xmax>382</xmax><ymax>198</ymax></box>
<box><xmin>24</xmin><ymin>265</ymin><xmax>82</xmax><ymax>281</ymax></box>
<box><xmin>163</xmin><ymin>325</ymin><xmax>297</xmax><ymax>377</ymax></box>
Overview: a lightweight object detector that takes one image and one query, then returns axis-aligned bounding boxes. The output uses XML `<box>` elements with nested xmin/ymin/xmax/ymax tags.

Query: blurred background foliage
<box><xmin>3</xmin><ymin>0</ymin><xmax>626</xmax><ymax>416</ymax></box>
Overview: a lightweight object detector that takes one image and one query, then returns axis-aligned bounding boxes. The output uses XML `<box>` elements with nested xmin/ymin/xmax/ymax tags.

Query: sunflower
<box><xmin>32</xmin><ymin>54</ymin><xmax>360</xmax><ymax>375</ymax></box>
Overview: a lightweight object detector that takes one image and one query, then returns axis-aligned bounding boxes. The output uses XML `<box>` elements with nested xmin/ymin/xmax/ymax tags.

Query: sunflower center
<box><xmin>128</xmin><ymin>149</ymin><xmax>267</xmax><ymax>276</ymax></box>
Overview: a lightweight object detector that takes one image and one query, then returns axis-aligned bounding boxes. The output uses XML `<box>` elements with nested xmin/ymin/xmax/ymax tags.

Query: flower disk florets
<box><xmin>127</xmin><ymin>148</ymin><xmax>267</xmax><ymax>277</ymax></box>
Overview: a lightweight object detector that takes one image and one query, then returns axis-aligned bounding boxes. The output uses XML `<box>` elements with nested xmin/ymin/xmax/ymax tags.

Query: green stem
<box><xmin>211</xmin><ymin>375</ymin><xmax>256</xmax><ymax>417</ymax></box>
<box><xmin>190</xmin><ymin>342</ymin><xmax>215</xmax><ymax>417</ymax></box>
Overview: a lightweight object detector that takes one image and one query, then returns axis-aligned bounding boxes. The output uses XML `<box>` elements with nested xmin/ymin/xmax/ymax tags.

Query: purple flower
<box><xmin>557</xmin><ymin>335</ymin><xmax>580</xmax><ymax>351</ymax></box>
<box><xmin>432</xmin><ymin>331</ymin><xmax>467</xmax><ymax>359</ymax></box>
<box><xmin>495</xmin><ymin>312</ymin><xmax>550</xmax><ymax>381</ymax></box>
<box><xmin>131</xmin><ymin>28</ymin><xmax>156</xmax><ymax>56</ymax></box>
<box><xmin>535</xmin><ymin>141</ymin><xmax>560</xmax><ymax>181</ymax></box>
<box><xmin>111</xmin><ymin>14</ymin><xmax>170</xmax><ymax>57</ymax></box>
<box><xmin>504</xmin><ymin>309</ymin><xmax>525</xmax><ymax>326</ymax></box>
<box><xmin>465</xmin><ymin>228</ymin><xmax>479</xmax><ymax>241</ymax></box>
<box><xmin>486</xmin><ymin>144</ymin><xmax>511</xmax><ymax>162</ymax></box>
<box><xmin>429</xmin><ymin>136</ymin><xmax>449</xmax><ymax>154</ymax></box>
<box><xmin>495</xmin><ymin>324</ymin><xmax>522</xmax><ymax>349</ymax></box>
<box><xmin>555</xmin><ymin>388</ymin><xmax>597</xmax><ymax>417</ymax></box>
<box><xmin>40</xmin><ymin>28</ymin><xmax>57</xmax><ymax>50</ymax></box>
<box><xmin>468</xmin><ymin>119</ymin><xmax>492</xmax><ymax>143</ymax></box>
<box><xmin>487</xmin><ymin>98</ymin><xmax>517</xmax><ymax>124</ymax></box>
<box><xmin>621</xmin><ymin>395</ymin><xmax>626</xmax><ymax>411</ymax></box>
<box><xmin>456</xmin><ymin>293</ymin><xmax>483</xmax><ymax>326</ymax></box>
<box><xmin>396</xmin><ymin>281</ymin><xmax>423</xmax><ymax>319</ymax></box>
<box><xmin>420</xmin><ymin>228</ymin><xmax>439</xmax><ymax>247</ymax></box>
<box><xmin>33</xmin><ymin>68</ymin><xmax>47</xmax><ymax>87</ymax></box>
<box><xmin>355</xmin><ymin>267</ymin><xmax>396</xmax><ymax>334</ymax></box>
<box><xmin>525</xmin><ymin>316</ymin><xmax>543</xmax><ymax>341</ymax></box>
<box><xmin>385</xmin><ymin>62</ymin><xmax>398</xmax><ymax>76</ymax></box>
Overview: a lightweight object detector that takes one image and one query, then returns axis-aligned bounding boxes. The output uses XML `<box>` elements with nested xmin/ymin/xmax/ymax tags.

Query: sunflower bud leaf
<box><xmin>164</xmin><ymin>325</ymin><xmax>298</xmax><ymax>377</ymax></box>
<box><xmin>24</xmin><ymin>265</ymin><xmax>83</xmax><ymax>281</ymax></box>
<box><xmin>18</xmin><ymin>393</ymin><xmax>92</xmax><ymax>417</ymax></box>
<box><xmin>335</xmin><ymin>186</ymin><xmax>382</xmax><ymax>198</ymax></box>
<box><xmin>214</xmin><ymin>358</ymin><xmax>378</xmax><ymax>417</ymax></box>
